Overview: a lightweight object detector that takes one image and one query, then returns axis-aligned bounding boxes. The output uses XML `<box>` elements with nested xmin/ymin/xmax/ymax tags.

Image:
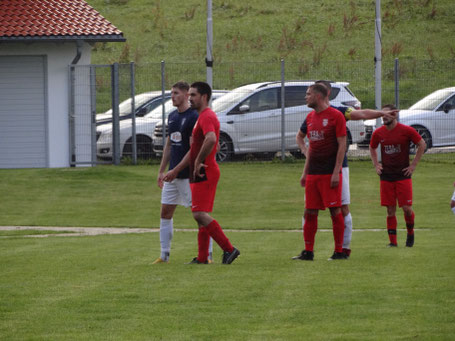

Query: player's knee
<box><xmin>341</xmin><ymin>205</ymin><xmax>350</xmax><ymax>216</ymax></box>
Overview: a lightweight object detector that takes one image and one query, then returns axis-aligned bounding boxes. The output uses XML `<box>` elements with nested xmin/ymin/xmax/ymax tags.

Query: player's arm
<box><xmin>157</xmin><ymin>136</ymin><xmax>171</xmax><ymax>188</ymax></box>
<box><xmin>369</xmin><ymin>141</ymin><xmax>382</xmax><ymax>175</ymax></box>
<box><xmin>300</xmin><ymin>152</ymin><xmax>310</xmax><ymax>187</ymax></box>
<box><xmin>194</xmin><ymin>131</ymin><xmax>217</xmax><ymax>178</ymax></box>
<box><xmin>403</xmin><ymin>138</ymin><xmax>426</xmax><ymax>176</ymax></box>
<box><xmin>331</xmin><ymin>135</ymin><xmax>346</xmax><ymax>188</ymax></box>
<box><xmin>296</xmin><ymin>130</ymin><xmax>308</xmax><ymax>157</ymax></box>
<box><xmin>349</xmin><ymin>108</ymin><xmax>398</xmax><ymax>121</ymax></box>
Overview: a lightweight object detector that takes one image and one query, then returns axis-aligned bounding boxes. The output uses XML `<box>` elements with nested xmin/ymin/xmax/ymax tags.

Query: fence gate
<box><xmin>68</xmin><ymin>62</ymin><xmax>135</xmax><ymax>166</ymax></box>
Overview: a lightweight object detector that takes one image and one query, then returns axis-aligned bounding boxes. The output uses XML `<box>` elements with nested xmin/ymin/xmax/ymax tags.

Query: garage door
<box><xmin>0</xmin><ymin>56</ymin><xmax>47</xmax><ymax>168</ymax></box>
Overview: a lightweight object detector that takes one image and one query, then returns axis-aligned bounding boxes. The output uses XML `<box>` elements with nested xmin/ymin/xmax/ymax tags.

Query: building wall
<box><xmin>0</xmin><ymin>42</ymin><xmax>91</xmax><ymax>168</ymax></box>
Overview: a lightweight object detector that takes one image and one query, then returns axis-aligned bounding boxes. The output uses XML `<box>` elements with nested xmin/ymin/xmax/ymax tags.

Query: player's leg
<box><xmin>154</xmin><ymin>181</ymin><xmax>180</xmax><ymax>263</ymax></box>
<box><xmin>381</xmin><ymin>180</ymin><xmax>398</xmax><ymax>246</ymax></box>
<box><xmin>396</xmin><ymin>179</ymin><xmax>415</xmax><ymax>247</ymax></box>
<box><xmin>451</xmin><ymin>182</ymin><xmax>455</xmax><ymax>214</ymax></box>
<box><xmin>341</xmin><ymin>166</ymin><xmax>352</xmax><ymax>256</ymax></box>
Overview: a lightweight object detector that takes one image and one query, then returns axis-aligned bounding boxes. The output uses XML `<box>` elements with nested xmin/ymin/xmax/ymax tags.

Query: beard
<box><xmin>383</xmin><ymin>119</ymin><xmax>394</xmax><ymax>126</ymax></box>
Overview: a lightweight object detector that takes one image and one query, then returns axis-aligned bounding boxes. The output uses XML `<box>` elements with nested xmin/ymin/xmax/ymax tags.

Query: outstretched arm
<box><xmin>350</xmin><ymin>108</ymin><xmax>398</xmax><ymax>121</ymax></box>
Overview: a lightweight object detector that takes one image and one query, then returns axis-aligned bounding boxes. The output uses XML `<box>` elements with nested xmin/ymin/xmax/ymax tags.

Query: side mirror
<box><xmin>239</xmin><ymin>104</ymin><xmax>250</xmax><ymax>112</ymax></box>
<box><xmin>442</xmin><ymin>103</ymin><xmax>452</xmax><ymax>113</ymax></box>
<box><xmin>137</xmin><ymin>107</ymin><xmax>148</xmax><ymax>117</ymax></box>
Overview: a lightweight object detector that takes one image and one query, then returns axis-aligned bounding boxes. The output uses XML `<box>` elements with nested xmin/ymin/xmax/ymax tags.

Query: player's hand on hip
<box><xmin>375</xmin><ymin>163</ymin><xmax>383</xmax><ymax>175</ymax></box>
<box><xmin>300</xmin><ymin>173</ymin><xmax>306</xmax><ymax>187</ymax></box>
<box><xmin>403</xmin><ymin>165</ymin><xmax>415</xmax><ymax>177</ymax></box>
<box><xmin>330</xmin><ymin>172</ymin><xmax>340</xmax><ymax>188</ymax></box>
<box><xmin>194</xmin><ymin>162</ymin><xmax>207</xmax><ymax>179</ymax></box>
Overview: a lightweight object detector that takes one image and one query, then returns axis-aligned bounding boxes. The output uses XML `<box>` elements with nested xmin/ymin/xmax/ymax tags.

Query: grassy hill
<box><xmin>88</xmin><ymin>0</ymin><xmax>455</xmax><ymax>64</ymax></box>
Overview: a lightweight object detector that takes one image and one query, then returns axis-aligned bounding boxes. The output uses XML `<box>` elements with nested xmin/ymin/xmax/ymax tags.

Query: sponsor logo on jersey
<box><xmin>309</xmin><ymin>130</ymin><xmax>325</xmax><ymax>141</ymax></box>
<box><xmin>323</xmin><ymin>119</ymin><xmax>328</xmax><ymax>127</ymax></box>
<box><xmin>384</xmin><ymin>144</ymin><xmax>401</xmax><ymax>154</ymax></box>
<box><xmin>171</xmin><ymin>131</ymin><xmax>182</xmax><ymax>143</ymax></box>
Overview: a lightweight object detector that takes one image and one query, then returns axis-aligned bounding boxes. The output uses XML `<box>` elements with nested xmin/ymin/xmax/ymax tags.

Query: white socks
<box><xmin>160</xmin><ymin>218</ymin><xmax>173</xmax><ymax>260</ymax></box>
<box><xmin>343</xmin><ymin>213</ymin><xmax>353</xmax><ymax>249</ymax></box>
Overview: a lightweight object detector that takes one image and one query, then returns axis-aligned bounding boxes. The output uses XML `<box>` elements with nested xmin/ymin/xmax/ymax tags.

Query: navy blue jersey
<box><xmin>168</xmin><ymin>108</ymin><xmax>199</xmax><ymax>179</ymax></box>
<box><xmin>300</xmin><ymin>105</ymin><xmax>352</xmax><ymax>168</ymax></box>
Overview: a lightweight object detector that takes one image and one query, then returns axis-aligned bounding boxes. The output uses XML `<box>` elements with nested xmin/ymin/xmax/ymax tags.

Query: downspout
<box><xmin>69</xmin><ymin>40</ymin><xmax>83</xmax><ymax>166</ymax></box>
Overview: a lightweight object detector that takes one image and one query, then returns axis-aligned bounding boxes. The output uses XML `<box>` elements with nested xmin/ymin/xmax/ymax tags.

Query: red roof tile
<box><xmin>0</xmin><ymin>0</ymin><xmax>124</xmax><ymax>41</ymax></box>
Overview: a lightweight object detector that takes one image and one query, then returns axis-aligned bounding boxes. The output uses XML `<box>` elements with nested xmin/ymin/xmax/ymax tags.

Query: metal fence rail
<box><xmin>69</xmin><ymin>59</ymin><xmax>455</xmax><ymax>165</ymax></box>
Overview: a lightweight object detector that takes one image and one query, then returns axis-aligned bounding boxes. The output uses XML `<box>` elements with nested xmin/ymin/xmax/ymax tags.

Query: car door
<box><xmin>226</xmin><ymin>87</ymin><xmax>281</xmax><ymax>153</ymax></box>
<box><xmin>434</xmin><ymin>94</ymin><xmax>455</xmax><ymax>146</ymax></box>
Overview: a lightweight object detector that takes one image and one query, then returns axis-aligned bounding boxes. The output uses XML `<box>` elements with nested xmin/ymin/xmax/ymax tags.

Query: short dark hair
<box><xmin>315</xmin><ymin>80</ymin><xmax>332</xmax><ymax>91</ymax></box>
<box><xmin>309</xmin><ymin>83</ymin><xmax>328</xmax><ymax>98</ymax></box>
<box><xmin>172</xmin><ymin>81</ymin><xmax>189</xmax><ymax>91</ymax></box>
<box><xmin>382</xmin><ymin>104</ymin><xmax>397</xmax><ymax>110</ymax></box>
<box><xmin>190</xmin><ymin>81</ymin><xmax>212</xmax><ymax>102</ymax></box>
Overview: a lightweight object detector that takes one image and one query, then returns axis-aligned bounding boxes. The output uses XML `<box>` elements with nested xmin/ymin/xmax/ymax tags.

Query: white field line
<box><xmin>0</xmin><ymin>226</ymin><xmax>429</xmax><ymax>238</ymax></box>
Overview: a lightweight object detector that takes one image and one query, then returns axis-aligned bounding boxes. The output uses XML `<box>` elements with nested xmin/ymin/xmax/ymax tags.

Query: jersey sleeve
<box><xmin>408</xmin><ymin>126</ymin><xmax>423</xmax><ymax>144</ymax></box>
<box><xmin>199</xmin><ymin>114</ymin><xmax>217</xmax><ymax>136</ymax></box>
<box><xmin>370</xmin><ymin>130</ymin><xmax>380</xmax><ymax>148</ymax></box>
<box><xmin>300</xmin><ymin>118</ymin><xmax>308</xmax><ymax>134</ymax></box>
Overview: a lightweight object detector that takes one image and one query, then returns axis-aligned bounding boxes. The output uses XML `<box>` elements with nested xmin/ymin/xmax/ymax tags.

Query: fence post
<box><xmin>161</xmin><ymin>60</ymin><xmax>166</xmax><ymax>150</ymax></box>
<box><xmin>111</xmin><ymin>62</ymin><xmax>121</xmax><ymax>165</ymax></box>
<box><xmin>395</xmin><ymin>58</ymin><xmax>400</xmax><ymax>112</ymax></box>
<box><xmin>130</xmin><ymin>62</ymin><xmax>137</xmax><ymax>165</ymax></box>
<box><xmin>280</xmin><ymin>59</ymin><xmax>285</xmax><ymax>161</ymax></box>
<box><xmin>90</xmin><ymin>65</ymin><xmax>97</xmax><ymax>165</ymax></box>
<box><xmin>68</xmin><ymin>65</ymin><xmax>76</xmax><ymax>166</ymax></box>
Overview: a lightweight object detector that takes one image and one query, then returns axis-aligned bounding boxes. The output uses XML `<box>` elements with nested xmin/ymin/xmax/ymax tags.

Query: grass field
<box><xmin>1</xmin><ymin>161</ymin><xmax>455</xmax><ymax>339</ymax></box>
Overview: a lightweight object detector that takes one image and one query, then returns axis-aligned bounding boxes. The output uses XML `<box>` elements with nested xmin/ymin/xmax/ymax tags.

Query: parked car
<box><xmin>97</xmin><ymin>90</ymin><xmax>228</xmax><ymax>159</ymax></box>
<box><xmin>96</xmin><ymin>91</ymin><xmax>170</xmax><ymax>126</ymax></box>
<box><xmin>153</xmin><ymin>81</ymin><xmax>364</xmax><ymax>162</ymax></box>
<box><xmin>398</xmin><ymin>87</ymin><xmax>455</xmax><ymax>152</ymax></box>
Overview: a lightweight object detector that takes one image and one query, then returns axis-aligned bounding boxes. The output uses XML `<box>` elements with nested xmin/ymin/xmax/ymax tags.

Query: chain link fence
<box><xmin>69</xmin><ymin>59</ymin><xmax>455</xmax><ymax>165</ymax></box>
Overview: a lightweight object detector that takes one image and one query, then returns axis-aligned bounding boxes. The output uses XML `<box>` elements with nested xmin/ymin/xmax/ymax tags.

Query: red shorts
<box><xmin>380</xmin><ymin>179</ymin><xmax>413</xmax><ymax>207</ymax></box>
<box><xmin>305</xmin><ymin>173</ymin><xmax>342</xmax><ymax>210</ymax></box>
<box><xmin>190</xmin><ymin>168</ymin><xmax>220</xmax><ymax>212</ymax></box>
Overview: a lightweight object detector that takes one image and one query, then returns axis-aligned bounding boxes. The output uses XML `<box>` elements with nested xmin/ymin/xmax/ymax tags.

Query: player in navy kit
<box><xmin>369</xmin><ymin>105</ymin><xmax>426</xmax><ymax>247</ymax></box>
<box><xmin>154</xmin><ymin>81</ymin><xmax>213</xmax><ymax>263</ymax></box>
<box><xmin>295</xmin><ymin>80</ymin><xmax>398</xmax><ymax>258</ymax></box>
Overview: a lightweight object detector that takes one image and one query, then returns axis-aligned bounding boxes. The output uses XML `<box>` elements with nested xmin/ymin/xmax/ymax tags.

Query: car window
<box><xmin>329</xmin><ymin>87</ymin><xmax>340</xmax><ymax>101</ymax></box>
<box><xmin>409</xmin><ymin>89</ymin><xmax>453</xmax><ymax>111</ymax></box>
<box><xmin>232</xmin><ymin>88</ymin><xmax>280</xmax><ymax>114</ymax></box>
<box><xmin>284</xmin><ymin>86</ymin><xmax>307</xmax><ymax>107</ymax></box>
<box><xmin>437</xmin><ymin>94</ymin><xmax>455</xmax><ymax>111</ymax></box>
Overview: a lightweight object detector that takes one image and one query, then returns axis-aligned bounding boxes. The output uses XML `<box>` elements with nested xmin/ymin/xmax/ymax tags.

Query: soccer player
<box><xmin>369</xmin><ymin>104</ymin><xmax>426</xmax><ymax>247</ymax></box>
<box><xmin>154</xmin><ymin>81</ymin><xmax>214</xmax><ymax>263</ymax></box>
<box><xmin>164</xmin><ymin>81</ymin><xmax>240</xmax><ymax>264</ymax></box>
<box><xmin>293</xmin><ymin>83</ymin><xmax>347</xmax><ymax>261</ymax></box>
<box><xmin>296</xmin><ymin>80</ymin><xmax>398</xmax><ymax>257</ymax></box>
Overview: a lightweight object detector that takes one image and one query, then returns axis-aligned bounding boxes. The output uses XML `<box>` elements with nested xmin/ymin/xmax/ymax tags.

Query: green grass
<box><xmin>0</xmin><ymin>160</ymin><xmax>452</xmax><ymax>230</ymax></box>
<box><xmin>1</xmin><ymin>229</ymin><xmax>454</xmax><ymax>340</ymax></box>
<box><xmin>1</xmin><ymin>161</ymin><xmax>454</xmax><ymax>339</ymax></box>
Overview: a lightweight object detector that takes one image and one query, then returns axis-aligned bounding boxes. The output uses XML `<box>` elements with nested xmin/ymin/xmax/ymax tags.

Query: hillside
<box><xmin>87</xmin><ymin>0</ymin><xmax>455</xmax><ymax>64</ymax></box>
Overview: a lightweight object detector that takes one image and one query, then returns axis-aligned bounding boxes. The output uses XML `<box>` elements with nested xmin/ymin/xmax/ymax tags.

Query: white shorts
<box><xmin>341</xmin><ymin>167</ymin><xmax>350</xmax><ymax>205</ymax></box>
<box><xmin>161</xmin><ymin>178</ymin><xmax>192</xmax><ymax>207</ymax></box>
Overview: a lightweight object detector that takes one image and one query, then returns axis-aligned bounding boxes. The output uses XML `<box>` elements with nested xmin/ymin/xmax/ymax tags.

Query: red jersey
<box><xmin>306</xmin><ymin>107</ymin><xmax>346</xmax><ymax>175</ymax></box>
<box><xmin>370</xmin><ymin>123</ymin><xmax>422</xmax><ymax>181</ymax></box>
<box><xmin>190</xmin><ymin>107</ymin><xmax>220</xmax><ymax>181</ymax></box>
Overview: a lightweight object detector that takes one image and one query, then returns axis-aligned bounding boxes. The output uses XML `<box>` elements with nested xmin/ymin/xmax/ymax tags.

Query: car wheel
<box><xmin>216</xmin><ymin>133</ymin><xmax>233</xmax><ymax>162</ymax></box>
<box><xmin>123</xmin><ymin>135</ymin><xmax>154</xmax><ymax>159</ymax></box>
<box><xmin>410</xmin><ymin>126</ymin><xmax>431</xmax><ymax>154</ymax></box>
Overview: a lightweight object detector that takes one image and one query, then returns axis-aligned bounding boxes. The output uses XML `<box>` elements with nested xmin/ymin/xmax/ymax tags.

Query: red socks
<box><xmin>197</xmin><ymin>227</ymin><xmax>210</xmax><ymax>263</ymax></box>
<box><xmin>303</xmin><ymin>213</ymin><xmax>318</xmax><ymax>252</ymax></box>
<box><xmin>205</xmin><ymin>220</ymin><xmax>234</xmax><ymax>253</ymax></box>
<box><xmin>405</xmin><ymin>212</ymin><xmax>415</xmax><ymax>235</ymax></box>
<box><xmin>331</xmin><ymin>213</ymin><xmax>345</xmax><ymax>253</ymax></box>
<box><xmin>387</xmin><ymin>216</ymin><xmax>398</xmax><ymax>245</ymax></box>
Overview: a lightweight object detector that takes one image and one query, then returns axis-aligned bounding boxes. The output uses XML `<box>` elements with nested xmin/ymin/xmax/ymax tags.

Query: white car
<box><xmin>398</xmin><ymin>87</ymin><xmax>455</xmax><ymax>152</ymax></box>
<box><xmin>97</xmin><ymin>91</ymin><xmax>228</xmax><ymax>159</ymax></box>
<box><xmin>207</xmin><ymin>81</ymin><xmax>364</xmax><ymax>161</ymax></box>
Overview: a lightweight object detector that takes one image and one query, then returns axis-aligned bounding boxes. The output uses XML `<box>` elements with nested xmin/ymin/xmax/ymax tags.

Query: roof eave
<box><xmin>0</xmin><ymin>35</ymin><xmax>126</xmax><ymax>43</ymax></box>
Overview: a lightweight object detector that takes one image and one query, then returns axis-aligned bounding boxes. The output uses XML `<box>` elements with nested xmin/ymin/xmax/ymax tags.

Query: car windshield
<box><xmin>104</xmin><ymin>93</ymin><xmax>161</xmax><ymax>117</ymax></box>
<box><xmin>146</xmin><ymin>99</ymin><xmax>176</xmax><ymax>119</ymax></box>
<box><xmin>409</xmin><ymin>89</ymin><xmax>454</xmax><ymax>111</ymax></box>
<box><xmin>212</xmin><ymin>88</ymin><xmax>255</xmax><ymax>112</ymax></box>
